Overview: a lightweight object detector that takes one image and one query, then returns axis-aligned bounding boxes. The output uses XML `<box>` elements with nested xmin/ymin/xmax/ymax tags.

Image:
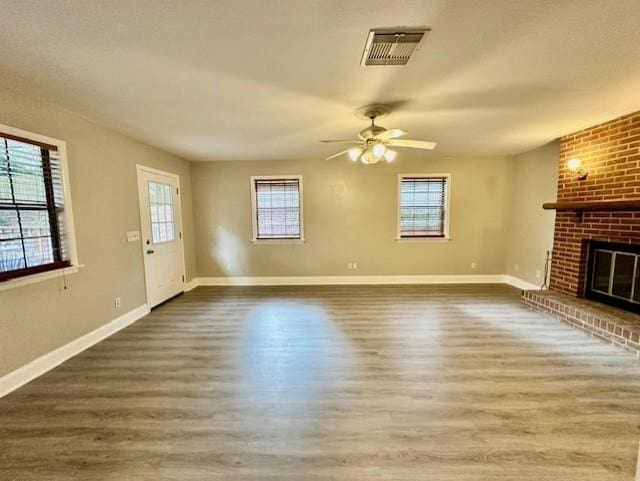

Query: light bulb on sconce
<box><xmin>567</xmin><ymin>158</ymin><xmax>588</xmax><ymax>180</ymax></box>
<box><xmin>567</xmin><ymin>157</ymin><xmax>581</xmax><ymax>171</ymax></box>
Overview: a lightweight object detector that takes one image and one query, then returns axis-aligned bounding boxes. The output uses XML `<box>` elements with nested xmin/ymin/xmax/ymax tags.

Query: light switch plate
<box><xmin>127</xmin><ymin>230</ymin><xmax>140</xmax><ymax>243</ymax></box>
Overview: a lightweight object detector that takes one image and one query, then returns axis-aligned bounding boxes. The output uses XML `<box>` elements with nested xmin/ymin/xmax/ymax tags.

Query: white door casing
<box><xmin>136</xmin><ymin>165</ymin><xmax>185</xmax><ymax>307</ymax></box>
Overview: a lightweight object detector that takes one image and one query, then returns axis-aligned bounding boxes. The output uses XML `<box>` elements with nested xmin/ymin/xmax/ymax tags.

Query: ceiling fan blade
<box><xmin>385</xmin><ymin>139</ymin><xmax>437</xmax><ymax>150</ymax></box>
<box><xmin>320</xmin><ymin>139</ymin><xmax>362</xmax><ymax>144</ymax></box>
<box><xmin>325</xmin><ymin>148</ymin><xmax>352</xmax><ymax>160</ymax></box>
<box><xmin>374</xmin><ymin>129</ymin><xmax>408</xmax><ymax>141</ymax></box>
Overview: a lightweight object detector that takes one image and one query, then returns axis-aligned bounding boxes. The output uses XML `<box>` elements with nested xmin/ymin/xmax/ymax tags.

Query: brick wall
<box><xmin>550</xmin><ymin>111</ymin><xmax>640</xmax><ymax>295</ymax></box>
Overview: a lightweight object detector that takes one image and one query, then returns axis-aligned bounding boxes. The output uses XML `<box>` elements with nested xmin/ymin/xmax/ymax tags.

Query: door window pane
<box><xmin>148</xmin><ymin>181</ymin><xmax>175</xmax><ymax>244</ymax></box>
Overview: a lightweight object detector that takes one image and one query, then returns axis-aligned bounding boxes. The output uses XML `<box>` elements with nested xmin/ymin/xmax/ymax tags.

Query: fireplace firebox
<box><xmin>585</xmin><ymin>241</ymin><xmax>640</xmax><ymax>313</ymax></box>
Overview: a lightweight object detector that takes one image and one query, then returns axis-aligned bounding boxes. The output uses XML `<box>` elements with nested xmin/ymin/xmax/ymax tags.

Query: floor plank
<box><xmin>1</xmin><ymin>284</ymin><xmax>639</xmax><ymax>480</ymax></box>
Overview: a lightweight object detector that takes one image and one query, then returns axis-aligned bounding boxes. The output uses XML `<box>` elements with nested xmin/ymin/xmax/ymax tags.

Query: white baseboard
<box><xmin>0</xmin><ymin>274</ymin><xmax>537</xmax><ymax>399</ymax></box>
<box><xmin>191</xmin><ymin>274</ymin><xmax>541</xmax><ymax>290</ymax></box>
<box><xmin>503</xmin><ymin>275</ymin><xmax>541</xmax><ymax>291</ymax></box>
<box><xmin>0</xmin><ymin>303</ymin><xmax>149</xmax><ymax>399</ymax></box>
<box><xmin>196</xmin><ymin>274</ymin><xmax>509</xmax><ymax>286</ymax></box>
<box><xmin>184</xmin><ymin>278</ymin><xmax>199</xmax><ymax>292</ymax></box>
<box><xmin>636</xmin><ymin>440</ymin><xmax>640</xmax><ymax>481</ymax></box>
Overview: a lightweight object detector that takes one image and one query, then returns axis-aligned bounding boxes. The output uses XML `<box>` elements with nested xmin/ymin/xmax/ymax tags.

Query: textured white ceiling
<box><xmin>1</xmin><ymin>0</ymin><xmax>640</xmax><ymax>161</ymax></box>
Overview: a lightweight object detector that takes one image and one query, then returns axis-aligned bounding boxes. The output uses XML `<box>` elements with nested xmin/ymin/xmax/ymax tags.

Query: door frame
<box><xmin>136</xmin><ymin>164</ymin><xmax>187</xmax><ymax>306</ymax></box>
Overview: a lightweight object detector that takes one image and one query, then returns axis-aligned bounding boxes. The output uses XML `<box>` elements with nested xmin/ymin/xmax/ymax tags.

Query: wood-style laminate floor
<box><xmin>1</xmin><ymin>284</ymin><xmax>639</xmax><ymax>480</ymax></box>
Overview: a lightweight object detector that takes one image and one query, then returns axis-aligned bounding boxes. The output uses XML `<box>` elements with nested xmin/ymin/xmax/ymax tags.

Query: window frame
<box><xmin>0</xmin><ymin>123</ymin><xmax>80</xmax><ymax>290</ymax></box>
<box><xmin>396</xmin><ymin>173</ymin><xmax>451</xmax><ymax>241</ymax></box>
<box><xmin>250</xmin><ymin>175</ymin><xmax>304</xmax><ymax>243</ymax></box>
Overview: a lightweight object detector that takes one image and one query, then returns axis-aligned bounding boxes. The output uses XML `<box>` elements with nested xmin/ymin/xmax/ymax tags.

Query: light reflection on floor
<box><xmin>235</xmin><ymin>300</ymin><xmax>356</xmax><ymax>436</ymax></box>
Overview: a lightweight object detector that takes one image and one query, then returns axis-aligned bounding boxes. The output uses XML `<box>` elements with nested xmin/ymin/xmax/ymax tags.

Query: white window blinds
<box><xmin>399</xmin><ymin>176</ymin><xmax>448</xmax><ymax>238</ymax></box>
<box><xmin>253</xmin><ymin>178</ymin><xmax>301</xmax><ymax>240</ymax></box>
<box><xmin>0</xmin><ymin>133</ymin><xmax>70</xmax><ymax>281</ymax></box>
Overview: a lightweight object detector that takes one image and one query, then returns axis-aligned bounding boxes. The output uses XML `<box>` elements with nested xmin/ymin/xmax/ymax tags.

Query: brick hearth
<box><xmin>522</xmin><ymin>290</ymin><xmax>640</xmax><ymax>357</ymax></box>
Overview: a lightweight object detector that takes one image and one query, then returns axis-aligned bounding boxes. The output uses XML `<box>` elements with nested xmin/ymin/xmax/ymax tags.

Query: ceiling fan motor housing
<box><xmin>359</xmin><ymin>124</ymin><xmax>386</xmax><ymax>141</ymax></box>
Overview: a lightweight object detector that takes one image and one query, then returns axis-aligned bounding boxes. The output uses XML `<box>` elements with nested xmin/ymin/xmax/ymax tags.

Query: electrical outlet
<box><xmin>471</xmin><ymin>262</ymin><xmax>477</xmax><ymax>269</ymax></box>
<box><xmin>114</xmin><ymin>297</ymin><xmax>121</xmax><ymax>308</ymax></box>
<box><xmin>535</xmin><ymin>270</ymin><xmax>542</xmax><ymax>279</ymax></box>
<box><xmin>514</xmin><ymin>264</ymin><xmax>519</xmax><ymax>271</ymax></box>
<box><xmin>352</xmin><ymin>262</ymin><xmax>358</xmax><ymax>270</ymax></box>
<box><xmin>126</xmin><ymin>230</ymin><xmax>140</xmax><ymax>242</ymax></box>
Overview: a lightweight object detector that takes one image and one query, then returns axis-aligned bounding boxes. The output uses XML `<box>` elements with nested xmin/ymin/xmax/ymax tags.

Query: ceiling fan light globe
<box><xmin>348</xmin><ymin>147</ymin><xmax>361</xmax><ymax>161</ymax></box>
<box><xmin>384</xmin><ymin>149</ymin><xmax>397</xmax><ymax>162</ymax></box>
<box><xmin>372</xmin><ymin>143</ymin><xmax>386</xmax><ymax>159</ymax></box>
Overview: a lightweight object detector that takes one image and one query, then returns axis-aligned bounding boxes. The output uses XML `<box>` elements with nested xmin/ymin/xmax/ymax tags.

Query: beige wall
<box><xmin>0</xmin><ymin>84</ymin><xmax>560</xmax><ymax>380</ymax></box>
<box><xmin>192</xmin><ymin>155</ymin><xmax>511</xmax><ymax>277</ymax></box>
<box><xmin>0</xmin><ymin>86</ymin><xmax>196</xmax><ymax>376</ymax></box>
<box><xmin>505</xmin><ymin>141</ymin><xmax>559</xmax><ymax>286</ymax></box>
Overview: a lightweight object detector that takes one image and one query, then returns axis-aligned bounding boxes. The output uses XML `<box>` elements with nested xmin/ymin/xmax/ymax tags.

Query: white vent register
<box><xmin>361</xmin><ymin>28</ymin><xmax>430</xmax><ymax>66</ymax></box>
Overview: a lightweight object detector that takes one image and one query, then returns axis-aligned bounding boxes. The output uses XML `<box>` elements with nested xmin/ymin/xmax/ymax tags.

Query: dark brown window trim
<box><xmin>255</xmin><ymin>236</ymin><xmax>302</xmax><ymax>240</ymax></box>
<box><xmin>0</xmin><ymin>131</ymin><xmax>58</xmax><ymax>151</ymax></box>
<box><xmin>400</xmin><ymin>234</ymin><xmax>447</xmax><ymax>239</ymax></box>
<box><xmin>0</xmin><ymin>260</ymin><xmax>71</xmax><ymax>283</ymax></box>
<box><xmin>1</xmin><ymin>134</ymin><xmax>67</xmax><ymax>283</ymax></box>
<box><xmin>41</xmin><ymin>148</ymin><xmax>63</xmax><ymax>263</ymax></box>
<box><xmin>253</xmin><ymin>177</ymin><xmax>302</xmax><ymax>240</ymax></box>
<box><xmin>399</xmin><ymin>175</ymin><xmax>448</xmax><ymax>238</ymax></box>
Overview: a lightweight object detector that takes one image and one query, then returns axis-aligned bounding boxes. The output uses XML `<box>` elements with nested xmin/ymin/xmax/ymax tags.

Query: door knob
<box><xmin>147</xmin><ymin>249</ymin><xmax>155</xmax><ymax>254</ymax></box>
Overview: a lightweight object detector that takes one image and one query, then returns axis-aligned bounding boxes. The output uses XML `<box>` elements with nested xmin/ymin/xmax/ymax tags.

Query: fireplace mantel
<box><xmin>543</xmin><ymin>199</ymin><xmax>640</xmax><ymax>211</ymax></box>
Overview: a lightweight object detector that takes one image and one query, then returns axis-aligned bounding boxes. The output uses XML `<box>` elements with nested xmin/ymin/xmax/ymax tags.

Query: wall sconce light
<box><xmin>567</xmin><ymin>158</ymin><xmax>588</xmax><ymax>180</ymax></box>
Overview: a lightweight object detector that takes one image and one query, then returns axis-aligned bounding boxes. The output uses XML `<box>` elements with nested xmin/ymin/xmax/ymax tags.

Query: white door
<box><xmin>137</xmin><ymin>166</ymin><xmax>185</xmax><ymax>308</ymax></box>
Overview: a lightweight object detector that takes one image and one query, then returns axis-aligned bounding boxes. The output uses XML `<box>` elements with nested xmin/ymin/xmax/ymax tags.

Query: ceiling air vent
<box><xmin>360</xmin><ymin>28</ymin><xmax>430</xmax><ymax>66</ymax></box>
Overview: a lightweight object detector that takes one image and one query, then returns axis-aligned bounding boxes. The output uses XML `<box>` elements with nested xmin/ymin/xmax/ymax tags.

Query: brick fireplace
<box><xmin>550</xmin><ymin>111</ymin><xmax>640</xmax><ymax>296</ymax></box>
<box><xmin>522</xmin><ymin>111</ymin><xmax>640</xmax><ymax>357</ymax></box>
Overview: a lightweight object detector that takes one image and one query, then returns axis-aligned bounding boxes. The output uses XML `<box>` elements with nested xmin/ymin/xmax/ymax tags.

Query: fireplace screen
<box><xmin>586</xmin><ymin>241</ymin><xmax>640</xmax><ymax>312</ymax></box>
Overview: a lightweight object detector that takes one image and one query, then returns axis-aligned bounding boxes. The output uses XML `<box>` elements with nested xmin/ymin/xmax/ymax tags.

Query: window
<box><xmin>148</xmin><ymin>181</ymin><xmax>175</xmax><ymax>244</ymax></box>
<box><xmin>0</xmin><ymin>129</ymin><xmax>74</xmax><ymax>282</ymax></box>
<box><xmin>398</xmin><ymin>174</ymin><xmax>450</xmax><ymax>239</ymax></box>
<box><xmin>251</xmin><ymin>176</ymin><xmax>303</xmax><ymax>241</ymax></box>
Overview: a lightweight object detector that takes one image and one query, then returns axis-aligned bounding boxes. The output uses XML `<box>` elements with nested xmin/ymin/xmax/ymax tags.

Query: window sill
<box><xmin>395</xmin><ymin>237</ymin><xmax>451</xmax><ymax>243</ymax></box>
<box><xmin>0</xmin><ymin>264</ymin><xmax>84</xmax><ymax>291</ymax></box>
<box><xmin>251</xmin><ymin>239</ymin><xmax>306</xmax><ymax>244</ymax></box>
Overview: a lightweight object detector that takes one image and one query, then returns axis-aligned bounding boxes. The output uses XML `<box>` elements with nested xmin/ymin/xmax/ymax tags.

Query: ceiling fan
<box><xmin>321</xmin><ymin>104</ymin><xmax>437</xmax><ymax>164</ymax></box>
